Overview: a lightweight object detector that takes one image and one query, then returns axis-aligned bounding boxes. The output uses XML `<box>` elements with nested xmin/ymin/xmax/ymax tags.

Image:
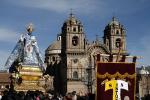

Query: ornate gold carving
<box><xmin>14</xmin><ymin>65</ymin><xmax>45</xmax><ymax>92</ymax></box>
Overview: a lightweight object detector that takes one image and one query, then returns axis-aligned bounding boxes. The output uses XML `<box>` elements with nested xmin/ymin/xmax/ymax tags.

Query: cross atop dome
<box><xmin>109</xmin><ymin>16</ymin><xmax>120</xmax><ymax>26</ymax></box>
<box><xmin>70</xmin><ymin>9</ymin><xmax>74</xmax><ymax>17</ymax></box>
<box><xmin>63</xmin><ymin>9</ymin><xmax>82</xmax><ymax>26</ymax></box>
<box><xmin>69</xmin><ymin>8</ymin><xmax>76</xmax><ymax>19</ymax></box>
<box><xmin>112</xmin><ymin>16</ymin><xmax>116</xmax><ymax>21</ymax></box>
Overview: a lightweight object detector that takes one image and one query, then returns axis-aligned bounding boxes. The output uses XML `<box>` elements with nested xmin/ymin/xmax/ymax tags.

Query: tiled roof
<box><xmin>0</xmin><ymin>72</ymin><xmax>11</xmax><ymax>83</ymax></box>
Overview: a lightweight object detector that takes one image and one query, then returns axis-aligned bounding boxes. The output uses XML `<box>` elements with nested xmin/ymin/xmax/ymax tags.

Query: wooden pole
<box><xmin>97</xmin><ymin>54</ymin><xmax>101</xmax><ymax>62</ymax></box>
<box><xmin>132</xmin><ymin>56</ymin><xmax>137</xmax><ymax>63</ymax></box>
<box><xmin>120</xmin><ymin>55</ymin><xmax>126</xmax><ymax>62</ymax></box>
<box><xmin>109</xmin><ymin>54</ymin><xmax>113</xmax><ymax>62</ymax></box>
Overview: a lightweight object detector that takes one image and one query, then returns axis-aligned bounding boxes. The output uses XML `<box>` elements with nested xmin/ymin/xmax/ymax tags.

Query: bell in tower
<box><xmin>103</xmin><ymin>17</ymin><xmax>128</xmax><ymax>55</ymax></box>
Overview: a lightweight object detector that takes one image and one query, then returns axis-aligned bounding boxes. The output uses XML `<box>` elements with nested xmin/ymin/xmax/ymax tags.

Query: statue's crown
<box><xmin>26</xmin><ymin>23</ymin><xmax>34</xmax><ymax>33</ymax></box>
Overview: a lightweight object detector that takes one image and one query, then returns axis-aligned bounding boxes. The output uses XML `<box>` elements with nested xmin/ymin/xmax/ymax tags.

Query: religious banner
<box><xmin>96</xmin><ymin>62</ymin><xmax>136</xmax><ymax>100</ymax></box>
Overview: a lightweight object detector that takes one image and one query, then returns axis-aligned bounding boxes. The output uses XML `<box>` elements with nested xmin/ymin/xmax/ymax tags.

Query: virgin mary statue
<box><xmin>5</xmin><ymin>24</ymin><xmax>45</xmax><ymax>72</ymax></box>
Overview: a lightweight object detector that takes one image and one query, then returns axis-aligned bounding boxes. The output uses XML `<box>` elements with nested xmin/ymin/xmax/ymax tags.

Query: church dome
<box><xmin>104</xmin><ymin>16</ymin><xmax>123</xmax><ymax>31</ymax></box>
<box><xmin>46</xmin><ymin>38</ymin><xmax>61</xmax><ymax>54</ymax></box>
<box><xmin>140</xmin><ymin>70</ymin><xmax>149</xmax><ymax>74</ymax></box>
<box><xmin>63</xmin><ymin>13</ymin><xmax>82</xmax><ymax>26</ymax></box>
<box><xmin>108</xmin><ymin>16</ymin><xmax>120</xmax><ymax>26</ymax></box>
<box><xmin>139</xmin><ymin>66</ymin><xmax>149</xmax><ymax>74</ymax></box>
<box><xmin>47</xmin><ymin>40</ymin><xmax>61</xmax><ymax>50</ymax></box>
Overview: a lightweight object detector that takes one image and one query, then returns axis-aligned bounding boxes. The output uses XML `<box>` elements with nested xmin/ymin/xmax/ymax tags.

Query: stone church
<box><xmin>45</xmin><ymin>13</ymin><xmax>128</xmax><ymax>95</ymax></box>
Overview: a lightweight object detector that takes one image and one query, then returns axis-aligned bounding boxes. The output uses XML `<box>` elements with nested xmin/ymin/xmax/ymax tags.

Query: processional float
<box><xmin>5</xmin><ymin>24</ymin><xmax>48</xmax><ymax>92</ymax></box>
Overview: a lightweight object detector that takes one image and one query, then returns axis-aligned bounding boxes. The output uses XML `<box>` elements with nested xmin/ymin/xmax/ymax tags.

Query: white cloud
<box><xmin>7</xmin><ymin>0</ymin><xmax>149</xmax><ymax>17</ymax></box>
<box><xmin>8</xmin><ymin>0</ymin><xmax>105</xmax><ymax>14</ymax></box>
<box><xmin>0</xmin><ymin>28</ymin><xmax>18</xmax><ymax>43</ymax></box>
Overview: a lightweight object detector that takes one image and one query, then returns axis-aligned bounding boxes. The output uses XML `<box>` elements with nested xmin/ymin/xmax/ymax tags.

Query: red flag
<box><xmin>96</xmin><ymin>62</ymin><xmax>136</xmax><ymax>100</ymax></box>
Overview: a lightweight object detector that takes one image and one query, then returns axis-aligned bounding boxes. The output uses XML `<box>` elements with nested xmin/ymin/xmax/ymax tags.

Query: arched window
<box><xmin>80</xmin><ymin>28</ymin><xmax>83</xmax><ymax>32</ymax></box>
<box><xmin>72</xmin><ymin>36</ymin><xmax>79</xmax><ymax>46</ymax></box>
<box><xmin>73</xmin><ymin>27</ymin><xmax>76</xmax><ymax>32</ymax></box>
<box><xmin>116</xmin><ymin>30</ymin><xmax>119</xmax><ymax>35</ymax></box>
<box><xmin>106</xmin><ymin>39</ymin><xmax>109</xmax><ymax>46</ymax></box>
<box><xmin>116</xmin><ymin>38</ymin><xmax>121</xmax><ymax>48</ymax></box>
<box><xmin>73</xmin><ymin>71</ymin><xmax>78</xmax><ymax>79</ymax></box>
<box><xmin>52</xmin><ymin>56</ymin><xmax>55</xmax><ymax>61</ymax></box>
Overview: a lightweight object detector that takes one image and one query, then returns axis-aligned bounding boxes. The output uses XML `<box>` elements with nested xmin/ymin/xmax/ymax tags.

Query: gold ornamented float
<box><xmin>13</xmin><ymin>65</ymin><xmax>45</xmax><ymax>92</ymax></box>
<box><xmin>5</xmin><ymin>24</ymin><xmax>53</xmax><ymax>92</ymax></box>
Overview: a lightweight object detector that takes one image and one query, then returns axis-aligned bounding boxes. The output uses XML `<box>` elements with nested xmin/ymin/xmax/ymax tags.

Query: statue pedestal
<box><xmin>14</xmin><ymin>65</ymin><xmax>45</xmax><ymax>92</ymax></box>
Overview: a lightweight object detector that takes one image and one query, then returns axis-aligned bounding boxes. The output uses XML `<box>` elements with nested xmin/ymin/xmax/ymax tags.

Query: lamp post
<box><xmin>86</xmin><ymin>67</ymin><xmax>92</xmax><ymax>93</ymax></box>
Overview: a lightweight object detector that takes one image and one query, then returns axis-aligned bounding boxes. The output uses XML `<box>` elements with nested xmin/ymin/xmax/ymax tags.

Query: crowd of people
<box><xmin>0</xmin><ymin>89</ymin><xmax>95</xmax><ymax>100</ymax></box>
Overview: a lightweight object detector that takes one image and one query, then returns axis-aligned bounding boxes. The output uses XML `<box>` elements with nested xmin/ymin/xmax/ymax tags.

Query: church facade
<box><xmin>45</xmin><ymin>13</ymin><xmax>128</xmax><ymax>95</ymax></box>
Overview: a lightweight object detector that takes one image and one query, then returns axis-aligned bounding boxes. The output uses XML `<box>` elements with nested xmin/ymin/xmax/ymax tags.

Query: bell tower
<box><xmin>103</xmin><ymin>17</ymin><xmax>127</xmax><ymax>55</ymax></box>
<box><xmin>60</xmin><ymin>12</ymin><xmax>87</xmax><ymax>94</ymax></box>
<box><xmin>61</xmin><ymin>13</ymin><xmax>85</xmax><ymax>53</ymax></box>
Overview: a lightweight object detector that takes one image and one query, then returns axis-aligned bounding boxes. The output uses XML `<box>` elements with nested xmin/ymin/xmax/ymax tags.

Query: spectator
<box><xmin>72</xmin><ymin>91</ymin><xmax>77</xmax><ymax>100</ymax></box>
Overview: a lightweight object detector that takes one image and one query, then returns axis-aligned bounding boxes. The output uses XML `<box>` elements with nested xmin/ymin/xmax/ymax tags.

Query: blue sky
<box><xmin>0</xmin><ymin>0</ymin><xmax>150</xmax><ymax>69</ymax></box>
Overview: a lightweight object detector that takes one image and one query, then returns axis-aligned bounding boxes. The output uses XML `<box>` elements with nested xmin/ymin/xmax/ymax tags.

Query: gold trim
<box><xmin>21</xmin><ymin>67</ymin><xmax>41</xmax><ymax>71</ymax></box>
<box><xmin>21</xmin><ymin>76</ymin><xmax>41</xmax><ymax>81</ymax></box>
<box><xmin>96</xmin><ymin>62</ymin><xmax>136</xmax><ymax>64</ymax></box>
<box><xmin>97</xmin><ymin>72</ymin><xmax>136</xmax><ymax>79</ymax></box>
<box><xmin>20</xmin><ymin>71</ymin><xmax>42</xmax><ymax>76</ymax></box>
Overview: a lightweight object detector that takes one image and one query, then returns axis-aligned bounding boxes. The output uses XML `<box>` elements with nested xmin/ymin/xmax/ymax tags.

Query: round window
<box><xmin>73</xmin><ymin>59</ymin><xmax>78</xmax><ymax>63</ymax></box>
